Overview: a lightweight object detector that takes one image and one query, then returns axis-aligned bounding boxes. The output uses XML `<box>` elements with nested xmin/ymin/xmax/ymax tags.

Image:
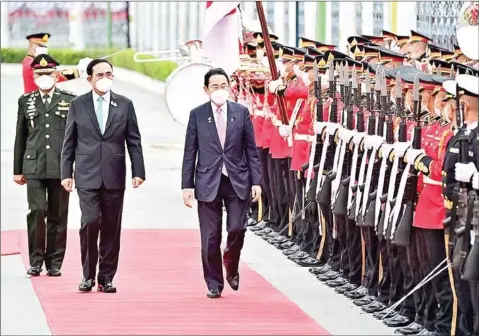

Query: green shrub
<box><xmin>0</xmin><ymin>48</ymin><xmax>177</xmax><ymax>82</ymax></box>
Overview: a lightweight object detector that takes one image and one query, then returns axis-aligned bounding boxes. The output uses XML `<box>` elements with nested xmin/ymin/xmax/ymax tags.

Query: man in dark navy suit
<box><xmin>61</xmin><ymin>59</ymin><xmax>145</xmax><ymax>294</ymax></box>
<box><xmin>181</xmin><ymin>68</ymin><xmax>262</xmax><ymax>298</ymax></box>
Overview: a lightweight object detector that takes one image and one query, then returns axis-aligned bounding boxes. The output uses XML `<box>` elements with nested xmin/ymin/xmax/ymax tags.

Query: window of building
<box><xmin>331</xmin><ymin>2</ymin><xmax>340</xmax><ymax>47</ymax></box>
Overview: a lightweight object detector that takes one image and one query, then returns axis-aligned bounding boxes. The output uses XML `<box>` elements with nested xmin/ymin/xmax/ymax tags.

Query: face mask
<box><xmin>210</xmin><ymin>89</ymin><xmax>229</xmax><ymax>106</ymax></box>
<box><xmin>261</xmin><ymin>56</ymin><xmax>269</xmax><ymax>68</ymax></box>
<box><xmin>35</xmin><ymin>75</ymin><xmax>55</xmax><ymax>91</ymax></box>
<box><xmin>35</xmin><ymin>47</ymin><xmax>48</xmax><ymax>56</ymax></box>
<box><xmin>95</xmin><ymin>77</ymin><xmax>113</xmax><ymax>93</ymax></box>
<box><xmin>256</xmin><ymin>49</ymin><xmax>264</xmax><ymax>59</ymax></box>
<box><xmin>434</xmin><ymin>107</ymin><xmax>441</xmax><ymax>117</ymax></box>
<box><xmin>302</xmin><ymin>72</ymin><xmax>311</xmax><ymax>86</ymax></box>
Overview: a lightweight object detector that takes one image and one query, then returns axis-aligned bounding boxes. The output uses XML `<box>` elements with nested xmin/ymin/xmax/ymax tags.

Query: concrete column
<box><xmin>178</xmin><ymin>1</ymin><xmax>187</xmax><ymax>44</ymax></box>
<box><xmin>128</xmin><ymin>2</ymin><xmax>137</xmax><ymax>49</ymax></box>
<box><xmin>288</xmin><ymin>1</ymin><xmax>296</xmax><ymax>46</ymax></box>
<box><xmin>188</xmin><ymin>2</ymin><xmax>198</xmax><ymax>40</ymax></box>
<box><xmin>396</xmin><ymin>2</ymin><xmax>417</xmax><ymax>35</ymax></box>
<box><xmin>338</xmin><ymin>2</ymin><xmax>356</xmax><ymax>52</ymax></box>
<box><xmin>361</xmin><ymin>2</ymin><xmax>374</xmax><ymax>36</ymax></box>
<box><xmin>325</xmin><ymin>1</ymin><xmax>332</xmax><ymax>44</ymax></box>
<box><xmin>304</xmin><ymin>1</ymin><xmax>317</xmax><ymax>39</ymax></box>
<box><xmin>383</xmin><ymin>2</ymin><xmax>391</xmax><ymax>32</ymax></box>
<box><xmin>273</xmin><ymin>1</ymin><xmax>285</xmax><ymax>42</ymax></box>
<box><xmin>169</xmin><ymin>2</ymin><xmax>178</xmax><ymax>55</ymax></box>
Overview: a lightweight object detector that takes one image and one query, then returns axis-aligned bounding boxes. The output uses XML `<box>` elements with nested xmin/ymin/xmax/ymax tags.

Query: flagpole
<box><xmin>255</xmin><ymin>1</ymin><xmax>288</xmax><ymax>124</ymax></box>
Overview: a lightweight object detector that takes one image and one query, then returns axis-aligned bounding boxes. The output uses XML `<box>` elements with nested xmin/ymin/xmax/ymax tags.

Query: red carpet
<box><xmin>1</xmin><ymin>229</ymin><xmax>21</xmax><ymax>256</ymax></box>
<box><xmin>20</xmin><ymin>229</ymin><xmax>329</xmax><ymax>335</ymax></box>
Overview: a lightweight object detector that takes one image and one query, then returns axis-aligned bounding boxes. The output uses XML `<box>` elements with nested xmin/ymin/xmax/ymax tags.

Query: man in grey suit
<box><xmin>181</xmin><ymin>68</ymin><xmax>262</xmax><ymax>299</ymax></box>
<box><xmin>61</xmin><ymin>59</ymin><xmax>145</xmax><ymax>293</ymax></box>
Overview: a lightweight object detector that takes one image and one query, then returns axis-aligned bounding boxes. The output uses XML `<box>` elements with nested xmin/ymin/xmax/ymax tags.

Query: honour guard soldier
<box><xmin>14</xmin><ymin>54</ymin><xmax>76</xmax><ymax>277</ymax></box>
<box><xmin>442</xmin><ymin>74</ymin><xmax>479</xmax><ymax>336</ymax></box>
<box><xmin>23</xmin><ymin>33</ymin><xmax>89</xmax><ymax>94</ymax></box>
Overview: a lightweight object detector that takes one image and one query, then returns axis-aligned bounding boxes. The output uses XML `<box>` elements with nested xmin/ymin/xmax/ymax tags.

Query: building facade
<box><xmin>0</xmin><ymin>1</ymin><xmax>463</xmax><ymax>53</ymax></box>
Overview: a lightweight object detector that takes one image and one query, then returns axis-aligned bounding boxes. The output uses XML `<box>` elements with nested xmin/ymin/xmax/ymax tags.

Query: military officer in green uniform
<box><xmin>13</xmin><ymin>54</ymin><xmax>76</xmax><ymax>277</ymax></box>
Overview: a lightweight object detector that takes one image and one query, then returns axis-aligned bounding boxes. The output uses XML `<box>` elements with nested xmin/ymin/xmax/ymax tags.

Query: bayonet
<box><xmin>395</xmin><ymin>72</ymin><xmax>402</xmax><ymax>99</ymax></box>
<box><xmin>352</xmin><ymin>66</ymin><xmax>358</xmax><ymax>89</ymax></box>
<box><xmin>313</xmin><ymin>59</ymin><xmax>319</xmax><ymax>82</ymax></box>
<box><xmin>413</xmin><ymin>74</ymin><xmax>420</xmax><ymax>102</ymax></box>
<box><xmin>365</xmin><ymin>69</ymin><xmax>371</xmax><ymax>94</ymax></box>
<box><xmin>381</xmin><ymin>69</ymin><xmax>387</xmax><ymax>97</ymax></box>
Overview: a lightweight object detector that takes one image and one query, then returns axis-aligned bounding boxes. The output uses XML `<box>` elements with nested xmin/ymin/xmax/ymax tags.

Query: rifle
<box><xmin>363</xmin><ymin>69</ymin><xmax>388</xmax><ymax>228</ymax></box>
<box><xmin>355</xmin><ymin>67</ymin><xmax>380</xmax><ymax>225</ymax></box>
<box><xmin>333</xmin><ymin>64</ymin><xmax>356</xmax><ymax>216</ymax></box>
<box><xmin>391</xmin><ymin>74</ymin><xmax>422</xmax><ymax>247</ymax></box>
<box><xmin>375</xmin><ymin>71</ymin><xmax>398</xmax><ymax>239</ymax></box>
<box><xmin>315</xmin><ymin>62</ymin><xmax>338</xmax><ymax>206</ymax></box>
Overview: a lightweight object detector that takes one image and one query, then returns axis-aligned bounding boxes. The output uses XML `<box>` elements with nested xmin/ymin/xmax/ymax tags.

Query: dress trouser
<box><xmin>197</xmin><ymin>175</ymin><xmax>249</xmax><ymax>291</ymax></box>
<box><xmin>77</xmin><ymin>186</ymin><xmax>125</xmax><ymax>284</ymax></box>
<box><xmin>26</xmin><ymin>178</ymin><xmax>69</xmax><ymax>269</ymax></box>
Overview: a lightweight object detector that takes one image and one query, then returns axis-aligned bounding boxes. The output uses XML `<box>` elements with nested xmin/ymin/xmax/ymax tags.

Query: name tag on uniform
<box><xmin>449</xmin><ymin>148</ymin><xmax>459</xmax><ymax>154</ymax></box>
<box><xmin>58</xmin><ymin>107</ymin><xmax>69</xmax><ymax>111</ymax></box>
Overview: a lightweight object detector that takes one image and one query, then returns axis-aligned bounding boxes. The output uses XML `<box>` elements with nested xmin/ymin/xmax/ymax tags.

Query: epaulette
<box><xmin>59</xmin><ymin>89</ymin><xmax>76</xmax><ymax>97</ymax></box>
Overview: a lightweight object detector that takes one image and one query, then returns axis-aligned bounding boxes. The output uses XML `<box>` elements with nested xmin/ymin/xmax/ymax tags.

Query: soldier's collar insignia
<box><xmin>40</xmin><ymin>57</ymin><xmax>48</xmax><ymax>67</ymax></box>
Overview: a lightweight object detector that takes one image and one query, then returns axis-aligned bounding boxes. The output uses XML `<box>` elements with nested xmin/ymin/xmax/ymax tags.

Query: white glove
<box><xmin>455</xmin><ymin>162</ymin><xmax>478</xmax><ymax>183</ymax></box>
<box><xmin>393</xmin><ymin>142</ymin><xmax>411</xmax><ymax>158</ymax></box>
<box><xmin>405</xmin><ymin>148</ymin><xmax>425</xmax><ymax>165</ymax></box>
<box><xmin>353</xmin><ymin>133</ymin><xmax>365</xmax><ymax>146</ymax></box>
<box><xmin>77</xmin><ymin>57</ymin><xmax>93</xmax><ymax>78</ymax></box>
<box><xmin>365</xmin><ymin>135</ymin><xmax>384</xmax><ymax>150</ymax></box>
<box><xmin>473</xmin><ymin>172</ymin><xmax>479</xmax><ymax>190</ymax></box>
<box><xmin>339</xmin><ymin>129</ymin><xmax>354</xmax><ymax>143</ymax></box>
<box><xmin>279</xmin><ymin>125</ymin><xmax>292</xmax><ymax>138</ymax></box>
<box><xmin>380</xmin><ymin>143</ymin><xmax>394</xmax><ymax>158</ymax></box>
<box><xmin>327</xmin><ymin>123</ymin><xmax>340</xmax><ymax>136</ymax></box>
<box><xmin>269</xmin><ymin>78</ymin><xmax>283</xmax><ymax>94</ymax></box>
<box><xmin>314</xmin><ymin>122</ymin><xmax>325</xmax><ymax>135</ymax></box>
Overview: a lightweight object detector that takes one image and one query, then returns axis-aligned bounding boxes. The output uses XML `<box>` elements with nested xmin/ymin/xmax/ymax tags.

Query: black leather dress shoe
<box><xmin>345</xmin><ymin>286</ymin><xmax>368</xmax><ymax>299</ymax></box>
<box><xmin>316</xmin><ymin>270</ymin><xmax>339</xmax><ymax>281</ymax></box>
<box><xmin>78</xmin><ymin>278</ymin><xmax>94</xmax><ymax>292</ymax></box>
<box><xmin>373</xmin><ymin>308</ymin><xmax>397</xmax><ymax>320</ymax></box>
<box><xmin>353</xmin><ymin>295</ymin><xmax>376</xmax><ymax>306</ymax></box>
<box><xmin>362</xmin><ymin>300</ymin><xmax>387</xmax><ymax>313</ymax></box>
<box><xmin>280</xmin><ymin>241</ymin><xmax>296</xmax><ymax>249</ymax></box>
<box><xmin>416</xmin><ymin>329</ymin><xmax>434</xmax><ymax>335</ymax></box>
<box><xmin>335</xmin><ymin>283</ymin><xmax>358</xmax><ymax>294</ymax></box>
<box><xmin>226</xmin><ymin>273</ymin><xmax>239</xmax><ymax>291</ymax></box>
<box><xmin>283</xmin><ymin>245</ymin><xmax>301</xmax><ymax>255</ymax></box>
<box><xmin>98</xmin><ymin>281</ymin><xmax>117</xmax><ymax>293</ymax></box>
<box><xmin>249</xmin><ymin>221</ymin><xmax>267</xmax><ymax>231</ymax></box>
<box><xmin>263</xmin><ymin>232</ymin><xmax>279</xmax><ymax>240</ymax></box>
<box><xmin>26</xmin><ymin>266</ymin><xmax>42</xmax><ymax>276</ymax></box>
<box><xmin>247</xmin><ymin>218</ymin><xmax>257</xmax><ymax>226</ymax></box>
<box><xmin>272</xmin><ymin>236</ymin><xmax>288</xmax><ymax>244</ymax></box>
<box><xmin>207</xmin><ymin>289</ymin><xmax>222</xmax><ymax>298</ymax></box>
<box><xmin>384</xmin><ymin>314</ymin><xmax>411</xmax><ymax>328</ymax></box>
<box><xmin>310</xmin><ymin>264</ymin><xmax>331</xmax><ymax>275</ymax></box>
<box><xmin>295</xmin><ymin>257</ymin><xmax>322</xmax><ymax>267</ymax></box>
<box><xmin>46</xmin><ymin>269</ymin><xmax>62</xmax><ymax>277</ymax></box>
<box><xmin>326</xmin><ymin>277</ymin><xmax>348</xmax><ymax>287</ymax></box>
<box><xmin>255</xmin><ymin>228</ymin><xmax>273</xmax><ymax>236</ymax></box>
<box><xmin>394</xmin><ymin>322</ymin><xmax>425</xmax><ymax>335</ymax></box>
<box><xmin>289</xmin><ymin>251</ymin><xmax>309</xmax><ymax>260</ymax></box>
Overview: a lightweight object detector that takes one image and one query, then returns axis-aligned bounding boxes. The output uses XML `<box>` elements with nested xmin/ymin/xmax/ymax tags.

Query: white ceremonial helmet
<box><xmin>456</xmin><ymin>2</ymin><xmax>479</xmax><ymax>61</ymax></box>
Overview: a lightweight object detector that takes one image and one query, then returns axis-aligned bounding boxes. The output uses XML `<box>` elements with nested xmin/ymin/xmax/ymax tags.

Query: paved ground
<box><xmin>1</xmin><ymin>70</ymin><xmax>394</xmax><ymax>335</ymax></box>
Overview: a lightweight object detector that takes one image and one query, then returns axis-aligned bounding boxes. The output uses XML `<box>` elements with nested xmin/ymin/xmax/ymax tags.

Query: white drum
<box><xmin>165</xmin><ymin>62</ymin><xmax>214</xmax><ymax>126</ymax></box>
